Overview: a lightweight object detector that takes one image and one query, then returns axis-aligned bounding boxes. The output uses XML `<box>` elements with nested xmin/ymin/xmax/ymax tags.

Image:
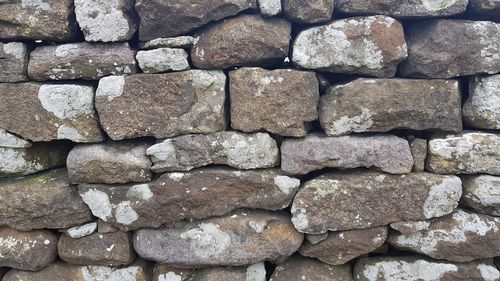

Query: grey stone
<box><xmin>97</xmin><ymin>220</ymin><xmax>119</xmax><ymax>234</ymax></box>
<box><xmin>63</xmin><ymin>222</ymin><xmax>98</xmax><ymax>239</ymax></box>
<box><xmin>461</xmin><ymin>175</ymin><xmax>500</xmax><ymax>216</ymax></box>
<box><xmin>409</xmin><ymin>137</ymin><xmax>428</xmax><ymax>172</ymax></box>
<box><xmin>136</xmin><ymin>48</ymin><xmax>190</xmax><ymax>74</ymax></box>
<box><xmin>139</xmin><ymin>36</ymin><xmax>195</xmax><ymax>50</ymax></box>
<box><xmin>186</xmin><ymin>263</ymin><xmax>266</xmax><ymax>281</ymax></box>
<box><xmin>470</xmin><ymin>0</ymin><xmax>500</xmax><ymax>16</ymax></box>
<box><xmin>282</xmin><ymin>0</ymin><xmax>334</xmax><ymax>23</ymax></box>
<box><xmin>463</xmin><ymin>75</ymin><xmax>500</xmax><ymax>129</ymax></box>
<box><xmin>0</xmin><ymin>42</ymin><xmax>29</xmax><ymax>82</ymax></box>
<box><xmin>153</xmin><ymin>265</ymin><xmax>193</xmax><ymax>281</ymax></box>
<box><xmin>270</xmin><ymin>255</ymin><xmax>354</xmax><ymax>281</ymax></box>
<box><xmin>258</xmin><ymin>0</ymin><xmax>282</xmax><ymax>16</ymax></box>
<box><xmin>0</xmin><ymin>129</ymin><xmax>31</xmax><ymax>148</ymax></box>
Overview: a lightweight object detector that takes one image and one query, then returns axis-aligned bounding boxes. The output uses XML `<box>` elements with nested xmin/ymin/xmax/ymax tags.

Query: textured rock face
<box><xmin>153</xmin><ymin>265</ymin><xmax>193</xmax><ymax>281</ymax></box>
<box><xmin>461</xmin><ymin>175</ymin><xmax>500</xmax><ymax>216</ymax></box>
<box><xmin>410</xmin><ymin>137</ymin><xmax>427</xmax><ymax>172</ymax></box>
<box><xmin>135</xmin><ymin>0</ymin><xmax>257</xmax><ymax>40</ymax></box>
<box><xmin>0</xmin><ymin>169</ymin><xmax>93</xmax><ymax>230</ymax></box>
<box><xmin>139</xmin><ymin>36</ymin><xmax>195</xmax><ymax>50</ymax></box>
<box><xmin>147</xmin><ymin>132</ymin><xmax>279</xmax><ymax>172</ymax></box>
<box><xmin>281</xmin><ymin>134</ymin><xmax>413</xmax><ymax>175</ymax></box>
<box><xmin>0</xmin><ymin>83</ymin><xmax>104</xmax><ymax>142</ymax></box>
<box><xmin>270</xmin><ymin>255</ymin><xmax>354</xmax><ymax>281</ymax></box>
<box><xmin>292</xmin><ymin>16</ymin><xmax>407</xmax><ymax>77</ymax></box>
<box><xmin>95</xmin><ymin>71</ymin><xmax>227</xmax><ymax>140</ymax></box>
<box><xmin>470</xmin><ymin>0</ymin><xmax>500</xmax><ymax>15</ymax></box>
<box><xmin>388</xmin><ymin>209</ymin><xmax>500</xmax><ymax>262</ymax></box>
<box><xmin>399</xmin><ymin>20</ymin><xmax>500</xmax><ymax>78</ymax></box>
<box><xmin>229</xmin><ymin>68</ymin><xmax>319</xmax><ymax>137</ymax></box>
<box><xmin>0</xmin><ymin>42</ymin><xmax>29</xmax><ymax>82</ymax></box>
<box><xmin>390</xmin><ymin>220</ymin><xmax>431</xmax><ymax>234</ymax></box>
<box><xmin>0</xmin><ymin>227</ymin><xmax>58</xmax><ymax>271</ymax></box>
<box><xmin>0</xmin><ymin>144</ymin><xmax>69</xmax><ymax>177</ymax></box>
<box><xmin>67</xmin><ymin>141</ymin><xmax>152</xmax><ymax>184</ymax></box>
<box><xmin>258</xmin><ymin>0</ymin><xmax>282</xmax><ymax>16</ymax></box>
<box><xmin>79</xmin><ymin>168</ymin><xmax>300</xmax><ymax>231</ymax></box>
<box><xmin>0</xmin><ymin>129</ymin><xmax>31</xmax><ymax>148</ymax></box>
<box><xmin>291</xmin><ymin>171</ymin><xmax>462</xmax><ymax>233</ymax></box>
<box><xmin>184</xmin><ymin>263</ymin><xmax>266</xmax><ymax>281</ymax></box>
<box><xmin>463</xmin><ymin>75</ymin><xmax>500</xmax><ymax>129</ymax></box>
<box><xmin>282</xmin><ymin>0</ymin><xmax>334</xmax><ymax>23</ymax></box>
<box><xmin>28</xmin><ymin>43</ymin><xmax>137</xmax><ymax>81</ymax></box>
<box><xmin>136</xmin><ymin>48</ymin><xmax>190</xmax><ymax>74</ymax></box>
<box><xmin>191</xmin><ymin>15</ymin><xmax>291</xmax><ymax>69</ymax></box>
<box><xmin>427</xmin><ymin>132</ymin><xmax>500</xmax><ymax>175</ymax></box>
<box><xmin>64</xmin><ymin>222</ymin><xmax>98</xmax><ymax>239</ymax></box>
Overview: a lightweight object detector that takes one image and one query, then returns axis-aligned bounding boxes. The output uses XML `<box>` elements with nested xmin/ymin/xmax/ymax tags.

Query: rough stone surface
<box><xmin>258</xmin><ymin>0</ymin><xmax>282</xmax><ymax>16</ymax></box>
<box><xmin>291</xmin><ymin>171</ymin><xmax>462</xmax><ymax>233</ymax></box>
<box><xmin>270</xmin><ymin>255</ymin><xmax>354</xmax><ymax>281</ymax></box>
<box><xmin>147</xmin><ymin>132</ymin><xmax>279</xmax><ymax>172</ymax></box>
<box><xmin>282</xmin><ymin>0</ymin><xmax>334</xmax><ymax>23</ymax></box>
<box><xmin>229</xmin><ymin>67</ymin><xmax>319</xmax><ymax>137</ymax></box>
<box><xmin>470</xmin><ymin>0</ymin><xmax>500</xmax><ymax>15</ymax></box>
<box><xmin>139</xmin><ymin>36</ymin><xmax>195</xmax><ymax>50</ymax></box>
<box><xmin>185</xmin><ymin>263</ymin><xmax>266</xmax><ymax>281</ymax></box>
<box><xmin>305</xmin><ymin>233</ymin><xmax>329</xmax><ymax>245</ymax></box>
<box><xmin>97</xmin><ymin>220</ymin><xmax>119</xmax><ymax>234</ymax></box>
<box><xmin>427</xmin><ymin>132</ymin><xmax>500</xmax><ymax>175</ymax></box>
<box><xmin>319</xmin><ymin>78</ymin><xmax>462</xmax><ymax>136</ymax></box>
<box><xmin>0</xmin><ymin>227</ymin><xmax>58</xmax><ymax>271</ymax></box>
<box><xmin>67</xmin><ymin>141</ymin><xmax>152</xmax><ymax>184</ymax></box>
<box><xmin>95</xmin><ymin>71</ymin><xmax>227</xmax><ymax>140</ymax></box>
<box><xmin>388</xmin><ymin>209</ymin><xmax>500</xmax><ymax>262</ymax></box>
<box><xmin>79</xmin><ymin>168</ymin><xmax>300</xmax><ymax>231</ymax></box>
<box><xmin>0</xmin><ymin>129</ymin><xmax>31</xmax><ymax>148</ymax></box>
<box><xmin>153</xmin><ymin>264</ymin><xmax>194</xmax><ymax>281</ymax></box>
<box><xmin>0</xmin><ymin>144</ymin><xmax>69</xmax><ymax>177</ymax></box>
<box><xmin>0</xmin><ymin>42</ymin><xmax>29</xmax><ymax>82</ymax></box>
<box><xmin>0</xmin><ymin>169</ymin><xmax>93</xmax><ymax>231</ymax></box>
<box><xmin>136</xmin><ymin>48</ymin><xmax>190</xmax><ymax>74</ymax></box>
<box><xmin>463</xmin><ymin>75</ymin><xmax>500</xmax><ymax>129</ymax></box>
<box><xmin>28</xmin><ymin>42</ymin><xmax>137</xmax><ymax>81</ymax></box>
<box><xmin>64</xmin><ymin>222</ymin><xmax>98</xmax><ymax>239</ymax></box>
<box><xmin>399</xmin><ymin>20</ymin><xmax>500</xmax><ymax>78</ymax></box>
<box><xmin>461</xmin><ymin>175</ymin><xmax>500</xmax><ymax>216</ymax></box>
<box><xmin>292</xmin><ymin>16</ymin><xmax>407</xmax><ymax>78</ymax></box>
<box><xmin>299</xmin><ymin>227</ymin><xmax>388</xmax><ymax>265</ymax></box>
<box><xmin>390</xmin><ymin>221</ymin><xmax>431</xmax><ymax>235</ymax></box>
<box><xmin>191</xmin><ymin>15</ymin><xmax>291</xmax><ymax>69</ymax></box>
<box><xmin>133</xmin><ymin>210</ymin><xmax>303</xmax><ymax>267</ymax></box>
<box><xmin>281</xmin><ymin>134</ymin><xmax>413</xmax><ymax>175</ymax></box>
<box><xmin>409</xmin><ymin>137</ymin><xmax>428</xmax><ymax>172</ymax></box>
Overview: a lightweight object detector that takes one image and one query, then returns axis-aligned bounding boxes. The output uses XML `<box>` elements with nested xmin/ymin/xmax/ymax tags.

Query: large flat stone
<box><xmin>0</xmin><ymin>42</ymin><xmax>29</xmax><ymax>82</ymax></box>
<box><xmin>183</xmin><ymin>263</ymin><xmax>266</xmax><ymax>281</ymax></box>
<box><xmin>461</xmin><ymin>175</ymin><xmax>500</xmax><ymax>216</ymax></box>
<box><xmin>463</xmin><ymin>75</ymin><xmax>500</xmax><ymax>129</ymax></box>
<box><xmin>282</xmin><ymin>0</ymin><xmax>334</xmax><ymax>23</ymax></box>
<box><xmin>270</xmin><ymin>255</ymin><xmax>354</xmax><ymax>281</ymax></box>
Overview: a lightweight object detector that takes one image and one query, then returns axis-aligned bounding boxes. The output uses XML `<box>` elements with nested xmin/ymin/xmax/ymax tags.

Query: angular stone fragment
<box><xmin>0</xmin><ymin>42</ymin><xmax>29</xmax><ymax>82</ymax></box>
<box><xmin>258</xmin><ymin>0</ymin><xmax>282</xmax><ymax>16</ymax></box>
<box><xmin>186</xmin><ymin>263</ymin><xmax>266</xmax><ymax>281</ymax></box>
<box><xmin>0</xmin><ymin>144</ymin><xmax>68</xmax><ymax>177</ymax></box>
<box><xmin>229</xmin><ymin>67</ymin><xmax>319</xmax><ymax>136</ymax></box>
<box><xmin>28</xmin><ymin>42</ymin><xmax>137</xmax><ymax>81</ymax></box>
<box><xmin>96</xmin><ymin>71</ymin><xmax>227</xmax><ymax>140</ymax></box>
<box><xmin>388</xmin><ymin>209</ymin><xmax>500</xmax><ymax>262</ymax></box>
<box><xmin>147</xmin><ymin>132</ymin><xmax>279</xmax><ymax>172</ymax></box>
<box><xmin>319</xmin><ymin>78</ymin><xmax>462</xmax><ymax>136</ymax></box>
<box><xmin>75</xmin><ymin>0</ymin><xmax>138</xmax><ymax>42</ymax></box>
<box><xmin>98</xmin><ymin>220</ymin><xmax>119</xmax><ymax>234</ymax></box>
<box><xmin>463</xmin><ymin>75</ymin><xmax>500</xmax><ymax>129</ymax></box>
<box><xmin>299</xmin><ymin>227</ymin><xmax>388</xmax><ymax>265</ymax></box>
<box><xmin>399</xmin><ymin>20</ymin><xmax>500</xmax><ymax>78</ymax></box>
<box><xmin>292</xmin><ymin>16</ymin><xmax>407</xmax><ymax>77</ymax></box>
<box><xmin>461</xmin><ymin>175</ymin><xmax>500</xmax><ymax>216</ymax></box>
<box><xmin>427</xmin><ymin>132</ymin><xmax>500</xmax><ymax>175</ymax></box>
<box><xmin>67</xmin><ymin>141</ymin><xmax>152</xmax><ymax>184</ymax></box>
<box><xmin>0</xmin><ymin>169</ymin><xmax>93</xmax><ymax>230</ymax></box>
<box><xmin>79</xmin><ymin>168</ymin><xmax>299</xmax><ymax>231</ymax></box>
<box><xmin>390</xmin><ymin>221</ymin><xmax>430</xmax><ymax>234</ymax></box>
<box><xmin>139</xmin><ymin>36</ymin><xmax>195</xmax><ymax>50</ymax></box>
<box><xmin>191</xmin><ymin>15</ymin><xmax>291</xmax><ymax>69</ymax></box>
<box><xmin>270</xmin><ymin>255</ymin><xmax>354</xmax><ymax>281</ymax></box>
<box><xmin>470</xmin><ymin>0</ymin><xmax>500</xmax><ymax>15</ymax></box>
<box><xmin>136</xmin><ymin>48</ymin><xmax>190</xmax><ymax>74</ymax></box>
<box><xmin>0</xmin><ymin>129</ymin><xmax>31</xmax><ymax>148</ymax></box>
<box><xmin>409</xmin><ymin>137</ymin><xmax>427</xmax><ymax>172</ymax></box>
<box><xmin>281</xmin><ymin>134</ymin><xmax>413</xmax><ymax>175</ymax></box>
<box><xmin>291</xmin><ymin>171</ymin><xmax>462</xmax><ymax>233</ymax></box>
<box><xmin>64</xmin><ymin>222</ymin><xmax>98</xmax><ymax>239</ymax></box>
<box><xmin>133</xmin><ymin>210</ymin><xmax>303</xmax><ymax>267</ymax></box>
<box><xmin>305</xmin><ymin>233</ymin><xmax>329</xmax><ymax>245</ymax></box>
<box><xmin>283</xmin><ymin>0</ymin><xmax>334</xmax><ymax>23</ymax></box>
<box><xmin>153</xmin><ymin>264</ymin><xmax>193</xmax><ymax>281</ymax></box>
<box><xmin>0</xmin><ymin>227</ymin><xmax>58</xmax><ymax>271</ymax></box>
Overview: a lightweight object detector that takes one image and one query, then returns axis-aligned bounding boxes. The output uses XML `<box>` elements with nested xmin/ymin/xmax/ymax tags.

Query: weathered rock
<box><xmin>0</xmin><ymin>227</ymin><xmax>58</xmax><ymax>271</ymax></box>
<box><xmin>299</xmin><ymin>227</ymin><xmax>388</xmax><ymax>265</ymax></box>
<box><xmin>28</xmin><ymin>42</ymin><xmax>137</xmax><ymax>81</ymax></box>
<box><xmin>134</xmin><ymin>210</ymin><xmax>303</xmax><ymax>267</ymax></box>
<box><xmin>470</xmin><ymin>0</ymin><xmax>500</xmax><ymax>15</ymax></box>
<box><xmin>409</xmin><ymin>137</ymin><xmax>428</xmax><ymax>172</ymax></box>
<box><xmin>185</xmin><ymin>263</ymin><xmax>266</xmax><ymax>281</ymax></box>
<box><xmin>67</xmin><ymin>141</ymin><xmax>152</xmax><ymax>184</ymax></box>
<box><xmin>305</xmin><ymin>233</ymin><xmax>329</xmax><ymax>245</ymax></box>
<box><xmin>135</xmin><ymin>0</ymin><xmax>257</xmax><ymax>40</ymax></box>
<box><xmin>461</xmin><ymin>175</ymin><xmax>500</xmax><ymax>216</ymax></box>
<box><xmin>75</xmin><ymin>0</ymin><xmax>138</xmax><ymax>42</ymax></box>
<box><xmin>291</xmin><ymin>171</ymin><xmax>462</xmax><ymax>233</ymax></box>
<box><xmin>0</xmin><ymin>129</ymin><xmax>31</xmax><ymax>148</ymax></box>
<box><xmin>229</xmin><ymin>67</ymin><xmax>319</xmax><ymax>137</ymax></box>
<box><xmin>79</xmin><ymin>168</ymin><xmax>300</xmax><ymax>231</ymax></box>
<box><xmin>0</xmin><ymin>42</ymin><xmax>29</xmax><ymax>82</ymax></box>
<box><xmin>136</xmin><ymin>48</ymin><xmax>190</xmax><ymax>73</ymax></box>
<box><xmin>463</xmin><ymin>75</ymin><xmax>500</xmax><ymax>129</ymax></box>
<box><xmin>258</xmin><ymin>0</ymin><xmax>282</xmax><ymax>16</ymax></box>
<box><xmin>390</xmin><ymin>221</ymin><xmax>430</xmax><ymax>235</ymax></box>
<box><xmin>319</xmin><ymin>78</ymin><xmax>462</xmax><ymax>136</ymax></box>
<box><xmin>0</xmin><ymin>169</ymin><xmax>93</xmax><ymax>230</ymax></box>
<box><xmin>63</xmin><ymin>222</ymin><xmax>98</xmax><ymax>239</ymax></box>
<box><xmin>153</xmin><ymin>264</ymin><xmax>194</xmax><ymax>281</ymax></box>
<box><xmin>283</xmin><ymin>0</ymin><xmax>334</xmax><ymax>23</ymax></box>
<box><xmin>191</xmin><ymin>15</ymin><xmax>291</xmax><ymax>69</ymax></box>
<box><xmin>0</xmin><ymin>83</ymin><xmax>104</xmax><ymax>142</ymax></box>
<box><xmin>292</xmin><ymin>16</ymin><xmax>407</xmax><ymax>78</ymax></box>
<box><xmin>399</xmin><ymin>20</ymin><xmax>500</xmax><ymax>78</ymax></box>
<box><xmin>270</xmin><ymin>255</ymin><xmax>354</xmax><ymax>281</ymax></box>
<box><xmin>0</xmin><ymin>0</ymin><xmax>77</xmax><ymax>41</ymax></box>
<box><xmin>388</xmin><ymin>209</ymin><xmax>500</xmax><ymax>262</ymax></box>
<box><xmin>95</xmin><ymin>71</ymin><xmax>227</xmax><ymax>140</ymax></box>
<box><xmin>281</xmin><ymin>134</ymin><xmax>413</xmax><ymax>175</ymax></box>
<box><xmin>427</xmin><ymin>132</ymin><xmax>500</xmax><ymax>175</ymax></box>
<box><xmin>98</xmin><ymin>220</ymin><xmax>119</xmax><ymax>234</ymax></box>
<box><xmin>354</xmin><ymin>256</ymin><xmax>500</xmax><ymax>281</ymax></box>
<box><xmin>139</xmin><ymin>36</ymin><xmax>195</xmax><ymax>50</ymax></box>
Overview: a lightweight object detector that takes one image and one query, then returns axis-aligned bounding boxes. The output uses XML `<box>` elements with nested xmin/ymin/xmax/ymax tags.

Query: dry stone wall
<box><xmin>0</xmin><ymin>0</ymin><xmax>499</xmax><ymax>281</ymax></box>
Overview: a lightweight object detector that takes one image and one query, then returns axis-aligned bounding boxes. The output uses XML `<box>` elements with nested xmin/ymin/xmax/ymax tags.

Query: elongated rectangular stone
<box><xmin>0</xmin><ymin>42</ymin><xmax>29</xmax><ymax>82</ymax></box>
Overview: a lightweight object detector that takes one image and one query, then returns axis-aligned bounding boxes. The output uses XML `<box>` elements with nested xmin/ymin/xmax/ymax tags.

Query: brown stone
<box><xmin>282</xmin><ymin>0</ymin><xmax>334</xmax><ymax>23</ymax></box>
<box><xmin>409</xmin><ymin>137</ymin><xmax>428</xmax><ymax>172</ymax></box>
<box><xmin>153</xmin><ymin>264</ymin><xmax>194</xmax><ymax>281</ymax></box>
<box><xmin>185</xmin><ymin>263</ymin><xmax>266</xmax><ymax>281</ymax></box>
<box><xmin>461</xmin><ymin>175</ymin><xmax>500</xmax><ymax>216</ymax></box>
<box><xmin>0</xmin><ymin>42</ymin><xmax>29</xmax><ymax>82</ymax></box>
<box><xmin>270</xmin><ymin>255</ymin><xmax>354</xmax><ymax>281</ymax></box>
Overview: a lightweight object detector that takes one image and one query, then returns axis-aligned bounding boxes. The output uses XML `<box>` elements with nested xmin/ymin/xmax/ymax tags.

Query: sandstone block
<box><xmin>461</xmin><ymin>175</ymin><xmax>500</xmax><ymax>216</ymax></box>
<box><xmin>282</xmin><ymin>0</ymin><xmax>334</xmax><ymax>23</ymax></box>
<box><xmin>0</xmin><ymin>144</ymin><xmax>69</xmax><ymax>177</ymax></box>
<box><xmin>270</xmin><ymin>255</ymin><xmax>354</xmax><ymax>281</ymax></box>
<box><xmin>0</xmin><ymin>42</ymin><xmax>29</xmax><ymax>82</ymax></box>
<box><xmin>136</xmin><ymin>48</ymin><xmax>190</xmax><ymax>74</ymax></box>
<box><xmin>463</xmin><ymin>75</ymin><xmax>500</xmax><ymax>129</ymax></box>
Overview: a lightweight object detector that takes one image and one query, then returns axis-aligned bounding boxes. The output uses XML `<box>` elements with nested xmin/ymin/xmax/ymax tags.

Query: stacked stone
<box><xmin>0</xmin><ymin>0</ymin><xmax>499</xmax><ymax>280</ymax></box>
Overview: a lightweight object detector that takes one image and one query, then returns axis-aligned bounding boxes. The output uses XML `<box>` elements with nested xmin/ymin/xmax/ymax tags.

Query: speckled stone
<box><xmin>136</xmin><ymin>48</ymin><xmax>190</xmax><ymax>73</ymax></box>
<box><xmin>153</xmin><ymin>264</ymin><xmax>193</xmax><ymax>281</ymax></box>
<box><xmin>282</xmin><ymin>0</ymin><xmax>334</xmax><ymax>23</ymax></box>
<box><xmin>0</xmin><ymin>42</ymin><xmax>29</xmax><ymax>82</ymax></box>
<box><xmin>463</xmin><ymin>75</ymin><xmax>500</xmax><ymax>129</ymax></box>
<box><xmin>139</xmin><ymin>36</ymin><xmax>195</xmax><ymax>50</ymax></box>
<box><xmin>258</xmin><ymin>0</ymin><xmax>282</xmax><ymax>16</ymax></box>
<box><xmin>270</xmin><ymin>255</ymin><xmax>354</xmax><ymax>281</ymax></box>
<box><xmin>409</xmin><ymin>137</ymin><xmax>428</xmax><ymax>172</ymax></box>
<box><xmin>184</xmin><ymin>263</ymin><xmax>267</xmax><ymax>281</ymax></box>
<box><xmin>0</xmin><ymin>129</ymin><xmax>31</xmax><ymax>148</ymax></box>
<box><xmin>461</xmin><ymin>175</ymin><xmax>500</xmax><ymax>216</ymax></box>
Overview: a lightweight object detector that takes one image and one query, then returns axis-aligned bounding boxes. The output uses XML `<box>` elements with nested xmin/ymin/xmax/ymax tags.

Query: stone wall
<box><xmin>0</xmin><ymin>0</ymin><xmax>499</xmax><ymax>280</ymax></box>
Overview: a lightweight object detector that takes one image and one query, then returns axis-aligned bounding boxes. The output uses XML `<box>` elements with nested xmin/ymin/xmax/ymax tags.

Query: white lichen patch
<box><xmin>257</xmin><ymin>0</ymin><xmax>281</xmax><ymax>16</ymax></box>
<box><xmin>114</xmin><ymin>201</ymin><xmax>139</xmax><ymax>225</ymax></box>
<box><xmin>3</xmin><ymin>42</ymin><xmax>27</xmax><ymax>60</ymax></box>
<box><xmin>67</xmin><ymin>222</ymin><xmax>98</xmax><ymax>238</ymax></box>
<box><xmin>54</xmin><ymin>44</ymin><xmax>80</xmax><ymax>58</ymax></box>
<box><xmin>390</xmin><ymin>221</ymin><xmax>431</xmax><ymax>234</ymax></box>
<box><xmin>273</xmin><ymin>175</ymin><xmax>300</xmax><ymax>195</ymax></box>
<box><xmin>136</xmin><ymin>48</ymin><xmax>190</xmax><ymax>74</ymax></box>
<box><xmin>158</xmin><ymin>272</ymin><xmax>182</xmax><ymax>281</ymax></box>
<box><xmin>81</xmin><ymin>265</ymin><xmax>140</xmax><ymax>281</ymax></box>
<box><xmin>126</xmin><ymin>184</ymin><xmax>153</xmax><ymax>201</ymax></box>
<box><xmin>147</xmin><ymin>140</ymin><xmax>177</xmax><ymax>165</ymax></box>
<box><xmin>248</xmin><ymin>221</ymin><xmax>264</xmax><ymax>233</ymax></box>
<box><xmin>0</xmin><ymin>129</ymin><xmax>31</xmax><ymax>148</ymax></box>
<box><xmin>21</xmin><ymin>0</ymin><xmax>50</xmax><ymax>10</ymax></box>
<box><xmin>179</xmin><ymin>223</ymin><xmax>231</xmax><ymax>259</ymax></box>
<box><xmin>140</xmin><ymin>36</ymin><xmax>195</xmax><ymax>49</ymax></box>
<box><xmin>472</xmin><ymin>21</ymin><xmax>500</xmax><ymax>69</ymax></box>
<box><xmin>57</xmin><ymin>124</ymin><xmax>87</xmax><ymax>142</ymax></box>
<box><xmin>463</xmin><ymin>75</ymin><xmax>500</xmax><ymax>129</ymax></box>
<box><xmin>291</xmin><ymin>205</ymin><xmax>309</xmax><ymax>232</ymax></box>
<box><xmin>80</xmin><ymin>189</ymin><xmax>113</xmax><ymax>221</ymax></box>
<box><xmin>246</xmin><ymin>262</ymin><xmax>267</xmax><ymax>281</ymax></box>
<box><xmin>38</xmin><ymin>84</ymin><xmax>95</xmax><ymax>119</ymax></box>
<box><xmin>96</xmin><ymin>76</ymin><xmax>125</xmax><ymax>102</ymax></box>
<box><xmin>0</xmin><ymin>147</ymin><xmax>43</xmax><ymax>175</ymax></box>
<box><xmin>477</xmin><ymin>263</ymin><xmax>500</xmax><ymax>281</ymax></box>
<box><xmin>328</xmin><ymin>107</ymin><xmax>374</xmax><ymax>135</ymax></box>
<box><xmin>421</xmin><ymin>0</ymin><xmax>458</xmax><ymax>11</ymax></box>
<box><xmin>361</xmin><ymin>259</ymin><xmax>458</xmax><ymax>281</ymax></box>
<box><xmin>222</xmin><ymin>132</ymin><xmax>279</xmax><ymax>169</ymax></box>
<box><xmin>464</xmin><ymin>175</ymin><xmax>500</xmax><ymax>212</ymax></box>
<box><xmin>423</xmin><ymin>176</ymin><xmax>462</xmax><ymax>219</ymax></box>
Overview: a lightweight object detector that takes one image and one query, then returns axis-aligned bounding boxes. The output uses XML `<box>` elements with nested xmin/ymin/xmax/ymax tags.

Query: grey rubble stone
<box><xmin>75</xmin><ymin>0</ymin><xmax>138</xmax><ymax>42</ymax></box>
<box><xmin>153</xmin><ymin>265</ymin><xmax>194</xmax><ymax>281</ymax></box>
<box><xmin>291</xmin><ymin>171</ymin><xmax>462</xmax><ymax>233</ymax></box>
<box><xmin>136</xmin><ymin>48</ymin><xmax>190</xmax><ymax>74</ymax></box>
<box><xmin>292</xmin><ymin>16</ymin><xmax>407</xmax><ymax>78</ymax></box>
<box><xmin>0</xmin><ymin>227</ymin><xmax>58</xmax><ymax>271</ymax></box>
<box><xmin>63</xmin><ymin>222</ymin><xmax>98</xmax><ymax>239</ymax></box>
<box><xmin>67</xmin><ymin>141</ymin><xmax>152</xmax><ymax>184</ymax></box>
<box><xmin>135</xmin><ymin>0</ymin><xmax>257</xmax><ymax>40</ymax></box>
<box><xmin>409</xmin><ymin>137</ymin><xmax>428</xmax><ymax>172</ymax></box>
<box><xmin>319</xmin><ymin>78</ymin><xmax>462</xmax><ymax>136</ymax></box>
<box><xmin>258</xmin><ymin>0</ymin><xmax>282</xmax><ymax>16</ymax></box>
<box><xmin>185</xmin><ymin>263</ymin><xmax>266</xmax><ymax>281</ymax></box>
<box><xmin>0</xmin><ymin>169</ymin><xmax>93</xmax><ymax>231</ymax></box>
<box><xmin>470</xmin><ymin>0</ymin><xmax>500</xmax><ymax>15</ymax></box>
<box><xmin>139</xmin><ymin>36</ymin><xmax>195</xmax><ymax>50</ymax></box>
<box><xmin>463</xmin><ymin>75</ymin><xmax>500</xmax><ymax>129</ymax></box>
<box><xmin>280</xmin><ymin>134</ymin><xmax>413</xmax><ymax>175</ymax></box>
<box><xmin>427</xmin><ymin>131</ymin><xmax>500</xmax><ymax>175</ymax></box>
<box><xmin>461</xmin><ymin>175</ymin><xmax>500</xmax><ymax>216</ymax></box>
<box><xmin>97</xmin><ymin>220</ymin><xmax>119</xmax><ymax>234</ymax></box>
<box><xmin>95</xmin><ymin>71</ymin><xmax>227</xmax><ymax>140</ymax></box>
<box><xmin>0</xmin><ymin>129</ymin><xmax>31</xmax><ymax>148</ymax></box>
<box><xmin>270</xmin><ymin>255</ymin><xmax>354</xmax><ymax>281</ymax></box>
<box><xmin>133</xmin><ymin>210</ymin><xmax>303</xmax><ymax>267</ymax></box>
<box><xmin>28</xmin><ymin>42</ymin><xmax>137</xmax><ymax>81</ymax></box>
<box><xmin>78</xmin><ymin>168</ymin><xmax>300</xmax><ymax>231</ymax></box>
<box><xmin>388</xmin><ymin>209</ymin><xmax>500</xmax><ymax>262</ymax></box>
<box><xmin>147</xmin><ymin>132</ymin><xmax>279</xmax><ymax>172</ymax></box>
<box><xmin>282</xmin><ymin>0</ymin><xmax>334</xmax><ymax>23</ymax></box>
<box><xmin>399</xmin><ymin>20</ymin><xmax>500</xmax><ymax>78</ymax></box>
<box><xmin>390</xmin><ymin>220</ymin><xmax>431</xmax><ymax>235</ymax></box>
<box><xmin>0</xmin><ymin>42</ymin><xmax>29</xmax><ymax>82</ymax></box>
